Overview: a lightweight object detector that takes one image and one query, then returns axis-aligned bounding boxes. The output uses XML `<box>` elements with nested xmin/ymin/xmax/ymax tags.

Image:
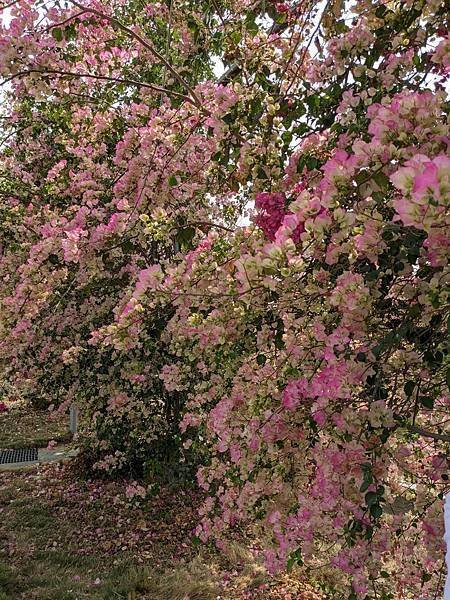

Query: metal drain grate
<box><xmin>0</xmin><ymin>447</ymin><xmax>38</xmax><ymax>465</ymax></box>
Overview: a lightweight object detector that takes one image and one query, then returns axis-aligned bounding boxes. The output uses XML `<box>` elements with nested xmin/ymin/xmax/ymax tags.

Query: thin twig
<box><xmin>283</xmin><ymin>0</ymin><xmax>331</xmax><ymax>98</ymax></box>
<box><xmin>41</xmin><ymin>11</ymin><xmax>87</xmax><ymax>33</ymax></box>
<box><xmin>407</xmin><ymin>425</ymin><xmax>450</xmax><ymax>443</ymax></box>
<box><xmin>0</xmin><ymin>0</ymin><xmax>21</xmax><ymax>11</ymax></box>
<box><xmin>1</xmin><ymin>68</ymin><xmax>195</xmax><ymax>104</ymax></box>
<box><xmin>68</xmin><ymin>0</ymin><xmax>206</xmax><ymax>111</ymax></box>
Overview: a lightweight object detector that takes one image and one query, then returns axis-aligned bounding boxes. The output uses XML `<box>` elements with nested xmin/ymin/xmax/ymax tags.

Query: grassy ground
<box><xmin>0</xmin><ymin>464</ymin><xmax>323</xmax><ymax>599</ymax></box>
<box><xmin>0</xmin><ymin>403</ymin><xmax>324</xmax><ymax>599</ymax></box>
<box><xmin>0</xmin><ymin>401</ymin><xmax>71</xmax><ymax>449</ymax></box>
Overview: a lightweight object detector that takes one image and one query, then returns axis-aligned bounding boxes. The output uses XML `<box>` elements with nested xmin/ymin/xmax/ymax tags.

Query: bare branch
<box><xmin>68</xmin><ymin>0</ymin><xmax>207</xmax><ymax>112</ymax></box>
<box><xmin>171</xmin><ymin>221</ymin><xmax>235</xmax><ymax>233</ymax></box>
<box><xmin>218</xmin><ymin>0</ymin><xmax>302</xmax><ymax>85</ymax></box>
<box><xmin>41</xmin><ymin>11</ymin><xmax>87</xmax><ymax>33</ymax></box>
<box><xmin>283</xmin><ymin>0</ymin><xmax>331</xmax><ymax>98</ymax></box>
<box><xmin>407</xmin><ymin>425</ymin><xmax>450</xmax><ymax>443</ymax></box>
<box><xmin>0</xmin><ymin>68</ymin><xmax>197</xmax><ymax>105</ymax></box>
<box><xmin>0</xmin><ymin>0</ymin><xmax>22</xmax><ymax>11</ymax></box>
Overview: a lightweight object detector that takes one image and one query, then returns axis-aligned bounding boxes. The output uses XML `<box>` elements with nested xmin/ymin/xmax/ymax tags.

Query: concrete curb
<box><xmin>0</xmin><ymin>446</ymin><xmax>79</xmax><ymax>472</ymax></box>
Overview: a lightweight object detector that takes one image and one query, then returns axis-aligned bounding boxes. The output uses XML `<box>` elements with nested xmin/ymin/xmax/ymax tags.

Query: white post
<box><xmin>69</xmin><ymin>405</ymin><xmax>78</xmax><ymax>435</ymax></box>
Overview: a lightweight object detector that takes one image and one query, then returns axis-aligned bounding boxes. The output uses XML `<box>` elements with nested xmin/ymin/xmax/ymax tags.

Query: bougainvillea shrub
<box><xmin>0</xmin><ymin>0</ymin><xmax>449</xmax><ymax>597</ymax></box>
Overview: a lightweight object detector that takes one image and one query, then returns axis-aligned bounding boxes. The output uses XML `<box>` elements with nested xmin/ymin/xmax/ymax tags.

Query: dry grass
<box><xmin>0</xmin><ymin>400</ymin><xmax>71</xmax><ymax>449</ymax></box>
<box><xmin>220</xmin><ymin>541</ymin><xmax>268</xmax><ymax>588</ymax></box>
<box><xmin>0</xmin><ymin>466</ymin><xmax>325</xmax><ymax>599</ymax></box>
<box><xmin>134</xmin><ymin>557</ymin><xmax>221</xmax><ymax>600</ymax></box>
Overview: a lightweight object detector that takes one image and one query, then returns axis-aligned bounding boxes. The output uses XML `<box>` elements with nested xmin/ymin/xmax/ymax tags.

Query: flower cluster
<box><xmin>0</xmin><ymin>1</ymin><xmax>448</xmax><ymax>598</ymax></box>
<box><xmin>254</xmin><ymin>192</ymin><xmax>286</xmax><ymax>240</ymax></box>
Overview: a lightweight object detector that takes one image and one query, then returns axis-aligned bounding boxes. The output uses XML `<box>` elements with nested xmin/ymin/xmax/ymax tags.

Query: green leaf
<box><xmin>408</xmin><ymin>304</ymin><xmax>421</xmax><ymax>318</ymax></box>
<box><xmin>297</xmin><ymin>157</ymin><xmax>306</xmax><ymax>173</ymax></box>
<box><xmin>306</xmin><ymin>94</ymin><xmax>320</xmax><ymax>112</ymax></box>
<box><xmin>375</xmin><ymin>387</ymin><xmax>388</xmax><ymax>400</ymax></box>
<box><xmin>274</xmin><ymin>332</ymin><xmax>284</xmax><ymax>350</ymax></box>
<box><xmin>293</xmin><ymin>122</ymin><xmax>309</xmax><ymax>136</ymax></box>
<box><xmin>176</xmin><ymin>227</ymin><xmax>196</xmax><ymax>247</ymax></box>
<box><xmin>256</xmin><ymin>354</ymin><xmax>266</xmax><ymax>365</ymax></box>
<box><xmin>372</xmin><ymin>171</ymin><xmax>390</xmax><ymax>189</ymax></box>
<box><xmin>375</xmin><ymin>5</ymin><xmax>387</xmax><ymax>17</ymax></box>
<box><xmin>245</xmin><ymin>14</ymin><xmax>258</xmax><ymax>34</ymax></box>
<box><xmin>370</xmin><ymin>504</ymin><xmax>383</xmax><ymax>519</ymax></box>
<box><xmin>64</xmin><ymin>23</ymin><xmax>77</xmax><ymax>41</ymax></box>
<box><xmin>306</xmin><ymin>156</ymin><xmax>319</xmax><ymax>170</ymax></box>
<box><xmin>355</xmin><ymin>171</ymin><xmax>368</xmax><ymax>186</ymax></box>
<box><xmin>230</xmin><ymin>30</ymin><xmax>241</xmax><ymax>45</ymax></box>
<box><xmin>403</xmin><ymin>381</ymin><xmax>415</xmax><ymax>397</ymax></box>
<box><xmin>365</xmin><ymin>491</ymin><xmax>378</xmax><ymax>506</ymax></box>
<box><xmin>48</xmin><ymin>253</ymin><xmax>59</xmax><ymax>265</ymax></box>
<box><xmin>274</xmin><ymin>11</ymin><xmax>287</xmax><ymax>25</ymax></box>
<box><xmin>222</xmin><ymin>112</ymin><xmax>234</xmax><ymax>125</ymax></box>
<box><xmin>168</xmin><ymin>175</ymin><xmax>178</xmax><ymax>186</ymax></box>
<box><xmin>335</xmin><ymin>20</ymin><xmax>348</xmax><ymax>34</ymax></box>
<box><xmin>364</xmin><ymin>524</ymin><xmax>374</xmax><ymax>540</ymax></box>
<box><xmin>121</xmin><ymin>240</ymin><xmax>135</xmax><ymax>253</ymax></box>
<box><xmin>424</xmin><ymin>350</ymin><xmax>442</xmax><ymax>365</ymax></box>
<box><xmin>282</xmin><ymin>131</ymin><xmax>293</xmax><ymax>145</ymax></box>
<box><xmin>372</xmin><ymin>191</ymin><xmax>385</xmax><ymax>202</ymax></box>
<box><xmin>287</xmin><ymin>548</ymin><xmax>303</xmax><ymax>571</ymax></box>
<box><xmin>359</xmin><ymin>465</ymin><xmax>373</xmax><ymax>492</ymax></box>
<box><xmin>380</xmin><ymin>428</ymin><xmax>390</xmax><ymax>443</ymax></box>
<box><xmin>360</xmin><ymin>478</ymin><xmax>371</xmax><ymax>493</ymax></box>
<box><xmin>419</xmin><ymin>396</ymin><xmax>434</xmax><ymax>410</ymax></box>
<box><xmin>51</xmin><ymin>27</ymin><xmax>63</xmax><ymax>41</ymax></box>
